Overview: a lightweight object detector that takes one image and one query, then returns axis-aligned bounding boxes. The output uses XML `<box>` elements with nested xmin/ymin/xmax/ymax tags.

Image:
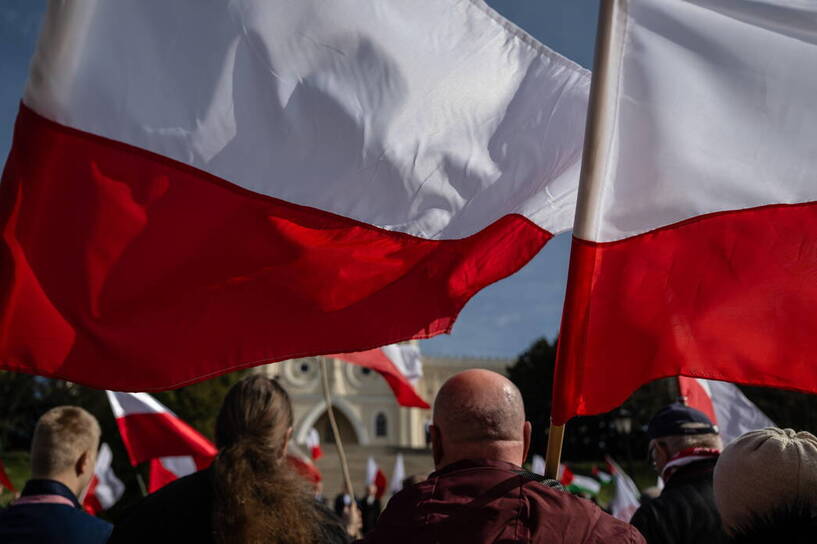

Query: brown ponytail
<box><xmin>212</xmin><ymin>375</ymin><xmax>320</xmax><ymax>543</ymax></box>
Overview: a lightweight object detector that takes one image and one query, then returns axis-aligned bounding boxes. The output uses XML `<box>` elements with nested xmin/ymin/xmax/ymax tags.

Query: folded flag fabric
<box><xmin>592</xmin><ymin>465</ymin><xmax>612</xmax><ymax>484</ymax></box>
<box><xmin>0</xmin><ymin>458</ymin><xmax>15</xmax><ymax>493</ymax></box>
<box><xmin>0</xmin><ymin>0</ymin><xmax>589</xmax><ymax>391</ymax></box>
<box><xmin>333</xmin><ymin>344</ymin><xmax>429</xmax><ymax>408</ymax></box>
<box><xmin>606</xmin><ymin>456</ymin><xmax>640</xmax><ymax>522</ymax></box>
<box><xmin>83</xmin><ymin>443</ymin><xmax>125</xmax><ymax>515</ymax></box>
<box><xmin>366</xmin><ymin>456</ymin><xmax>387</xmax><ymax>499</ymax></box>
<box><xmin>106</xmin><ymin>391</ymin><xmax>216</xmax><ymax>492</ymax></box>
<box><xmin>553</xmin><ymin>0</ymin><xmax>817</xmax><ymax>423</ymax></box>
<box><xmin>678</xmin><ymin>377</ymin><xmax>775</xmax><ymax>445</ymax></box>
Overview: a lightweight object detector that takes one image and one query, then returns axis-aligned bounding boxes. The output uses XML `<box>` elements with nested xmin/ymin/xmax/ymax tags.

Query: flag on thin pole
<box><xmin>389</xmin><ymin>454</ymin><xmax>406</xmax><ymax>496</ymax></box>
<box><xmin>559</xmin><ymin>465</ymin><xmax>601</xmax><ymax>497</ymax></box>
<box><xmin>106</xmin><ymin>391</ymin><xmax>216</xmax><ymax>492</ymax></box>
<box><xmin>553</xmin><ymin>0</ymin><xmax>817</xmax><ymax>424</ymax></box>
<box><xmin>83</xmin><ymin>443</ymin><xmax>125</xmax><ymax>515</ymax></box>
<box><xmin>366</xmin><ymin>456</ymin><xmax>387</xmax><ymax>499</ymax></box>
<box><xmin>678</xmin><ymin>377</ymin><xmax>775</xmax><ymax>445</ymax></box>
<box><xmin>333</xmin><ymin>344</ymin><xmax>429</xmax><ymax>408</ymax></box>
<box><xmin>606</xmin><ymin>456</ymin><xmax>640</xmax><ymax>522</ymax></box>
<box><xmin>305</xmin><ymin>428</ymin><xmax>322</xmax><ymax>461</ymax></box>
<box><xmin>0</xmin><ymin>0</ymin><xmax>589</xmax><ymax>391</ymax></box>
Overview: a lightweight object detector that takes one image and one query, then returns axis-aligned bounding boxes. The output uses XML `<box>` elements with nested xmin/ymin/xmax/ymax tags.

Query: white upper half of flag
<box><xmin>382</xmin><ymin>343</ymin><xmax>423</xmax><ymax>385</ymax></box>
<box><xmin>92</xmin><ymin>443</ymin><xmax>125</xmax><ymax>509</ymax></box>
<box><xmin>700</xmin><ymin>379</ymin><xmax>775</xmax><ymax>445</ymax></box>
<box><xmin>25</xmin><ymin>0</ymin><xmax>589</xmax><ymax>240</ymax></box>
<box><xmin>305</xmin><ymin>428</ymin><xmax>320</xmax><ymax>449</ymax></box>
<box><xmin>390</xmin><ymin>454</ymin><xmax>405</xmax><ymax>495</ymax></box>
<box><xmin>606</xmin><ymin>456</ymin><xmax>640</xmax><ymax>522</ymax></box>
<box><xmin>366</xmin><ymin>456</ymin><xmax>378</xmax><ymax>485</ymax></box>
<box><xmin>582</xmin><ymin>0</ymin><xmax>817</xmax><ymax>242</ymax></box>
<box><xmin>106</xmin><ymin>390</ymin><xmax>172</xmax><ymax>418</ymax></box>
<box><xmin>158</xmin><ymin>455</ymin><xmax>198</xmax><ymax>478</ymax></box>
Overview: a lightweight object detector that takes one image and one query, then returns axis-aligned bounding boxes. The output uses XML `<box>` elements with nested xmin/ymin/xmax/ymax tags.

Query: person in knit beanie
<box><xmin>713</xmin><ymin>427</ymin><xmax>817</xmax><ymax>543</ymax></box>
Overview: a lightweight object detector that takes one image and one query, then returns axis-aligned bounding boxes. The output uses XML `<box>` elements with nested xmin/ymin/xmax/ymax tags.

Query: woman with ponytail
<box><xmin>110</xmin><ymin>375</ymin><xmax>357</xmax><ymax>543</ymax></box>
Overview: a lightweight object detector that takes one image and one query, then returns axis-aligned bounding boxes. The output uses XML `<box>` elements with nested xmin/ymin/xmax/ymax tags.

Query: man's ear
<box><xmin>522</xmin><ymin>421</ymin><xmax>532</xmax><ymax>463</ymax></box>
<box><xmin>75</xmin><ymin>450</ymin><xmax>91</xmax><ymax>478</ymax></box>
<box><xmin>430</xmin><ymin>424</ymin><xmax>443</xmax><ymax>468</ymax></box>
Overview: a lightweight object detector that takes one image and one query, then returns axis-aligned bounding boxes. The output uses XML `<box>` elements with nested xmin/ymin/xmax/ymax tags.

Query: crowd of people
<box><xmin>0</xmin><ymin>370</ymin><xmax>815</xmax><ymax>543</ymax></box>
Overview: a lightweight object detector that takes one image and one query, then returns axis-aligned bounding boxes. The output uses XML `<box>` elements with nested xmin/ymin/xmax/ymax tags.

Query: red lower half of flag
<box><xmin>115</xmin><ymin>413</ymin><xmax>217</xmax><ymax>466</ymax></box>
<box><xmin>0</xmin><ymin>105</ymin><xmax>550</xmax><ymax>391</ymax></box>
<box><xmin>553</xmin><ymin>202</ymin><xmax>817</xmax><ymax>424</ymax></box>
<box><xmin>374</xmin><ymin>469</ymin><xmax>387</xmax><ymax>499</ymax></box>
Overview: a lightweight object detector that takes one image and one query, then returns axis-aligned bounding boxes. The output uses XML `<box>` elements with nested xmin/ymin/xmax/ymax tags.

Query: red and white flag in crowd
<box><xmin>389</xmin><ymin>454</ymin><xmax>406</xmax><ymax>496</ymax></box>
<box><xmin>366</xmin><ymin>457</ymin><xmax>387</xmax><ymax>499</ymax></box>
<box><xmin>305</xmin><ymin>428</ymin><xmax>322</xmax><ymax>461</ymax></box>
<box><xmin>334</xmin><ymin>344</ymin><xmax>429</xmax><ymax>409</ymax></box>
<box><xmin>678</xmin><ymin>377</ymin><xmax>775</xmax><ymax>445</ymax></box>
<box><xmin>606</xmin><ymin>457</ymin><xmax>640</xmax><ymax>522</ymax></box>
<box><xmin>553</xmin><ymin>0</ymin><xmax>817</xmax><ymax>423</ymax></box>
<box><xmin>0</xmin><ymin>458</ymin><xmax>15</xmax><ymax>493</ymax></box>
<box><xmin>0</xmin><ymin>0</ymin><xmax>588</xmax><ymax>391</ymax></box>
<box><xmin>106</xmin><ymin>391</ymin><xmax>217</xmax><ymax>492</ymax></box>
<box><xmin>83</xmin><ymin>443</ymin><xmax>125</xmax><ymax>515</ymax></box>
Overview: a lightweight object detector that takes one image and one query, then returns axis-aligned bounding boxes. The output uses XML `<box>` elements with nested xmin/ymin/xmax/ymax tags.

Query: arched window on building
<box><xmin>375</xmin><ymin>412</ymin><xmax>388</xmax><ymax>438</ymax></box>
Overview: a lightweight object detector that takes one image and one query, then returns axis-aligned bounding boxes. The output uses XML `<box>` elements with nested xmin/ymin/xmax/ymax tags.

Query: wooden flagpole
<box><xmin>319</xmin><ymin>357</ymin><xmax>356</xmax><ymax>500</ymax></box>
<box><xmin>544</xmin><ymin>0</ymin><xmax>625</xmax><ymax>480</ymax></box>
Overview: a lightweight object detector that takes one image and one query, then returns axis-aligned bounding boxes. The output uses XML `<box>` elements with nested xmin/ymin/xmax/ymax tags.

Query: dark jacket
<box><xmin>0</xmin><ymin>479</ymin><xmax>112</xmax><ymax>544</ymax></box>
<box><xmin>110</xmin><ymin>467</ymin><xmax>350</xmax><ymax>543</ymax></box>
<box><xmin>358</xmin><ymin>458</ymin><xmax>645</xmax><ymax>544</ymax></box>
<box><xmin>631</xmin><ymin>459</ymin><xmax>728</xmax><ymax>544</ymax></box>
<box><xmin>728</xmin><ymin>504</ymin><xmax>817</xmax><ymax>544</ymax></box>
<box><xmin>358</xmin><ymin>495</ymin><xmax>381</xmax><ymax>535</ymax></box>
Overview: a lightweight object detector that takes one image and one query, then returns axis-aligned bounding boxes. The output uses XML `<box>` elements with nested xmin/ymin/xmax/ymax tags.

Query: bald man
<box><xmin>357</xmin><ymin>370</ymin><xmax>644</xmax><ymax>543</ymax></box>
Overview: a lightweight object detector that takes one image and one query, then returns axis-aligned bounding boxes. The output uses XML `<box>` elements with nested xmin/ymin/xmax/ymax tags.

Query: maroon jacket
<box><xmin>358</xmin><ymin>459</ymin><xmax>645</xmax><ymax>544</ymax></box>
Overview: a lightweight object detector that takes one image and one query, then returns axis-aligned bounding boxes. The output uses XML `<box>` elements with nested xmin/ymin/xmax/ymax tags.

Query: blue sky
<box><xmin>0</xmin><ymin>1</ymin><xmax>599</xmax><ymax>360</ymax></box>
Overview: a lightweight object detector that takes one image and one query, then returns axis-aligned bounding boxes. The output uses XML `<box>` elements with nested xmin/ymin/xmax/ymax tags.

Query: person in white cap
<box><xmin>713</xmin><ymin>427</ymin><xmax>817</xmax><ymax>543</ymax></box>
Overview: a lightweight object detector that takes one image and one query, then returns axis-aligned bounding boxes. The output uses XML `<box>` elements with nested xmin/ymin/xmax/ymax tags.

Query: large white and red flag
<box><xmin>678</xmin><ymin>377</ymin><xmax>775</xmax><ymax>445</ymax></box>
<box><xmin>106</xmin><ymin>391</ymin><xmax>217</xmax><ymax>492</ymax></box>
<box><xmin>553</xmin><ymin>0</ymin><xmax>817</xmax><ymax>423</ymax></box>
<box><xmin>334</xmin><ymin>343</ymin><xmax>429</xmax><ymax>409</ymax></box>
<box><xmin>83</xmin><ymin>442</ymin><xmax>125</xmax><ymax>515</ymax></box>
<box><xmin>0</xmin><ymin>0</ymin><xmax>588</xmax><ymax>391</ymax></box>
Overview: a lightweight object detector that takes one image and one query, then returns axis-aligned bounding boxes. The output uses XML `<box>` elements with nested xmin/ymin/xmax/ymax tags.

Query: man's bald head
<box><xmin>431</xmin><ymin>370</ymin><xmax>530</xmax><ymax>468</ymax></box>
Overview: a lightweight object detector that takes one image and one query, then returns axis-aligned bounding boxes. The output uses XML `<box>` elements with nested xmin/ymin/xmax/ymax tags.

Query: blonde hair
<box><xmin>31</xmin><ymin>406</ymin><xmax>100</xmax><ymax>477</ymax></box>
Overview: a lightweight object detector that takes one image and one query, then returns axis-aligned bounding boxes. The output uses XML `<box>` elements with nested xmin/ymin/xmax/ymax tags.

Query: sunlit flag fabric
<box><xmin>83</xmin><ymin>443</ymin><xmax>125</xmax><ymax>515</ymax></box>
<box><xmin>333</xmin><ymin>343</ymin><xmax>429</xmax><ymax>409</ymax></box>
<box><xmin>553</xmin><ymin>0</ymin><xmax>817</xmax><ymax>423</ymax></box>
<box><xmin>678</xmin><ymin>377</ymin><xmax>774</xmax><ymax>445</ymax></box>
<box><xmin>0</xmin><ymin>0</ymin><xmax>589</xmax><ymax>391</ymax></box>
<box><xmin>106</xmin><ymin>391</ymin><xmax>217</xmax><ymax>492</ymax></box>
<box><xmin>606</xmin><ymin>456</ymin><xmax>640</xmax><ymax>522</ymax></box>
